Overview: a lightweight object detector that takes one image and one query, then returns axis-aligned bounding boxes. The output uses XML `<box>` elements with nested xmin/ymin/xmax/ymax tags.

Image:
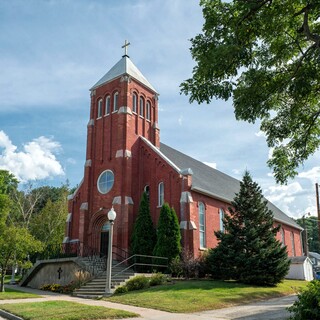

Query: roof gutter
<box><xmin>191</xmin><ymin>186</ymin><xmax>232</xmax><ymax>204</ymax></box>
<box><xmin>191</xmin><ymin>186</ymin><xmax>303</xmax><ymax>231</ymax></box>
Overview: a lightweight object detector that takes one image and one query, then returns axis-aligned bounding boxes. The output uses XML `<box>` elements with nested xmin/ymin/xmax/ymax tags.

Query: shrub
<box><xmin>149</xmin><ymin>273</ymin><xmax>166</xmax><ymax>286</ymax></box>
<box><xmin>114</xmin><ymin>285</ymin><xmax>128</xmax><ymax>294</ymax></box>
<box><xmin>169</xmin><ymin>256</ymin><xmax>183</xmax><ymax>277</ymax></box>
<box><xmin>40</xmin><ymin>281</ymin><xmax>79</xmax><ymax>294</ymax></box>
<box><xmin>126</xmin><ymin>275</ymin><xmax>150</xmax><ymax>291</ymax></box>
<box><xmin>40</xmin><ymin>284</ymin><xmax>52</xmax><ymax>291</ymax></box>
<box><xmin>170</xmin><ymin>250</ymin><xmax>208</xmax><ymax>279</ymax></box>
<box><xmin>288</xmin><ymin>280</ymin><xmax>320</xmax><ymax>320</ymax></box>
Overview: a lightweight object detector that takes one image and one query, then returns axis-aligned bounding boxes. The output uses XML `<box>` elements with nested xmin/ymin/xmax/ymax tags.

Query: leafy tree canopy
<box><xmin>0</xmin><ymin>226</ymin><xmax>43</xmax><ymax>292</ymax></box>
<box><xmin>0</xmin><ymin>170</ymin><xmax>18</xmax><ymax>195</ymax></box>
<box><xmin>296</xmin><ymin>215</ymin><xmax>320</xmax><ymax>253</ymax></box>
<box><xmin>181</xmin><ymin>0</ymin><xmax>320</xmax><ymax>184</ymax></box>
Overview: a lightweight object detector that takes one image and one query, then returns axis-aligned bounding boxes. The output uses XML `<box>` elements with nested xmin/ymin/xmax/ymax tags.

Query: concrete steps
<box><xmin>73</xmin><ymin>262</ymin><xmax>135</xmax><ymax>298</ymax></box>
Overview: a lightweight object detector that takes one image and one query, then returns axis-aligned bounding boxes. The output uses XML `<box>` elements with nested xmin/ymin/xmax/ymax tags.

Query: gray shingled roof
<box><xmin>309</xmin><ymin>251</ymin><xmax>320</xmax><ymax>260</ymax></box>
<box><xmin>90</xmin><ymin>56</ymin><xmax>157</xmax><ymax>93</ymax></box>
<box><xmin>160</xmin><ymin>143</ymin><xmax>302</xmax><ymax>230</ymax></box>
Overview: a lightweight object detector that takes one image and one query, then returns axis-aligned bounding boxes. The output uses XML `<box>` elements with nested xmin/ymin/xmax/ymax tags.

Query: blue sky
<box><xmin>0</xmin><ymin>0</ymin><xmax>319</xmax><ymax>219</ymax></box>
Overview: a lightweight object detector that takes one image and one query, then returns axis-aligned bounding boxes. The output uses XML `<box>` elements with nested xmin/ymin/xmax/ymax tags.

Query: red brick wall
<box><xmin>67</xmin><ymin>68</ymin><xmax>303</xmax><ymax>260</ymax></box>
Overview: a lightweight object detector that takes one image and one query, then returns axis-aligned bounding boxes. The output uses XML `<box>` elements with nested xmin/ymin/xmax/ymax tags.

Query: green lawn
<box><xmin>0</xmin><ymin>300</ymin><xmax>139</xmax><ymax>320</ymax></box>
<box><xmin>0</xmin><ymin>287</ymin><xmax>40</xmax><ymax>300</ymax></box>
<box><xmin>4</xmin><ymin>275</ymin><xmax>21</xmax><ymax>284</ymax></box>
<box><xmin>107</xmin><ymin>279</ymin><xmax>308</xmax><ymax>313</ymax></box>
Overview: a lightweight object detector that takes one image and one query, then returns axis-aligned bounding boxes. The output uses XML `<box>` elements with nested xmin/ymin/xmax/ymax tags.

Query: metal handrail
<box><xmin>112</xmin><ymin>254</ymin><xmax>168</xmax><ymax>278</ymax></box>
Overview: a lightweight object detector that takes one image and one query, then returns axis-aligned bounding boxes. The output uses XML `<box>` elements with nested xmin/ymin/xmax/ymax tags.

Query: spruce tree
<box><xmin>153</xmin><ymin>203</ymin><xmax>181</xmax><ymax>263</ymax></box>
<box><xmin>207</xmin><ymin>171</ymin><xmax>290</xmax><ymax>286</ymax></box>
<box><xmin>130</xmin><ymin>192</ymin><xmax>156</xmax><ymax>256</ymax></box>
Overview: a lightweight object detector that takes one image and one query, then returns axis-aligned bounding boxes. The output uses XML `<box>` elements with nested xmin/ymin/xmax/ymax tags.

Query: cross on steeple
<box><xmin>122</xmin><ymin>40</ymin><xmax>130</xmax><ymax>57</ymax></box>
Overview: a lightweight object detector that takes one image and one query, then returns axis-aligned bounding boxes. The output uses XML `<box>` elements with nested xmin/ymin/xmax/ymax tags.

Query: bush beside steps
<box><xmin>114</xmin><ymin>273</ymin><xmax>169</xmax><ymax>294</ymax></box>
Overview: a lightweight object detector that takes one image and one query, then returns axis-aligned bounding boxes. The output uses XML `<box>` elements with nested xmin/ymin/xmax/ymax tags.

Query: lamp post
<box><xmin>105</xmin><ymin>206</ymin><xmax>116</xmax><ymax>295</ymax></box>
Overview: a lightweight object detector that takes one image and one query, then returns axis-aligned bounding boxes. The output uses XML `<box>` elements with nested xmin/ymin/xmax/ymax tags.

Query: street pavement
<box><xmin>0</xmin><ymin>284</ymin><xmax>296</xmax><ymax>320</ymax></box>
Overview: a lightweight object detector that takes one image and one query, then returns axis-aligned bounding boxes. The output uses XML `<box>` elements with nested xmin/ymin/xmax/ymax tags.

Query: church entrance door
<box><xmin>100</xmin><ymin>222</ymin><xmax>110</xmax><ymax>257</ymax></box>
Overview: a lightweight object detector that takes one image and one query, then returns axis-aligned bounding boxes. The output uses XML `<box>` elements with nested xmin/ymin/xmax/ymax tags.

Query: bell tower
<box><xmin>67</xmin><ymin>42</ymin><xmax>160</xmax><ymax>254</ymax></box>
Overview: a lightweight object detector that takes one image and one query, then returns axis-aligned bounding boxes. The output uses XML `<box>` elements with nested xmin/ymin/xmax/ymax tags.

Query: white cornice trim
<box><xmin>140</xmin><ymin>136</ymin><xmax>181</xmax><ymax>174</ymax></box>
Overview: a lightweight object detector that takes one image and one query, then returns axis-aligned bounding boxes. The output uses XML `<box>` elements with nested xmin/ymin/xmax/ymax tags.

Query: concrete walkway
<box><xmin>0</xmin><ymin>285</ymin><xmax>296</xmax><ymax>320</ymax></box>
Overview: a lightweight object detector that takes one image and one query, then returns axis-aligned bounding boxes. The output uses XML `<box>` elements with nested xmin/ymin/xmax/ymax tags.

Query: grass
<box><xmin>107</xmin><ymin>279</ymin><xmax>308</xmax><ymax>313</ymax></box>
<box><xmin>0</xmin><ymin>287</ymin><xmax>40</xmax><ymax>300</ymax></box>
<box><xmin>4</xmin><ymin>275</ymin><xmax>21</xmax><ymax>284</ymax></box>
<box><xmin>0</xmin><ymin>300</ymin><xmax>139</xmax><ymax>320</ymax></box>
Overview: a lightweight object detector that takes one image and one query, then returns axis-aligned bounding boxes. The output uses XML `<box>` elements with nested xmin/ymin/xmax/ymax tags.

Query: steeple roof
<box><xmin>90</xmin><ymin>55</ymin><xmax>157</xmax><ymax>93</ymax></box>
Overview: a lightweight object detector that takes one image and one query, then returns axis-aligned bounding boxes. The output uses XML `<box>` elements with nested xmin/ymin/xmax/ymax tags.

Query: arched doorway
<box><xmin>100</xmin><ymin>222</ymin><xmax>110</xmax><ymax>257</ymax></box>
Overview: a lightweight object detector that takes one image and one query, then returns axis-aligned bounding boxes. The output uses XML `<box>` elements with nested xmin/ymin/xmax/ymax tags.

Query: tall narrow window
<box><xmin>158</xmin><ymin>182</ymin><xmax>164</xmax><ymax>207</ymax></box>
<box><xmin>97</xmin><ymin>99</ymin><xmax>103</xmax><ymax>118</ymax></box>
<box><xmin>146</xmin><ymin>101</ymin><xmax>151</xmax><ymax>120</ymax></box>
<box><xmin>219</xmin><ymin>208</ymin><xmax>225</xmax><ymax>232</ymax></box>
<box><xmin>280</xmin><ymin>227</ymin><xmax>285</xmax><ymax>246</ymax></box>
<box><xmin>113</xmin><ymin>92</ymin><xmax>119</xmax><ymax>112</ymax></box>
<box><xmin>132</xmin><ymin>93</ymin><xmax>137</xmax><ymax>113</ymax></box>
<box><xmin>144</xmin><ymin>185</ymin><xmax>150</xmax><ymax>202</ymax></box>
<box><xmin>199</xmin><ymin>202</ymin><xmax>206</xmax><ymax>248</ymax></box>
<box><xmin>105</xmin><ymin>96</ymin><xmax>110</xmax><ymax>115</ymax></box>
<box><xmin>139</xmin><ymin>97</ymin><xmax>144</xmax><ymax>117</ymax></box>
<box><xmin>291</xmin><ymin>231</ymin><xmax>295</xmax><ymax>256</ymax></box>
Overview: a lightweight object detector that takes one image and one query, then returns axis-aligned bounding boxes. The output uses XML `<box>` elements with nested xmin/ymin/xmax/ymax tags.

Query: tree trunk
<box><xmin>0</xmin><ymin>270</ymin><xmax>6</xmax><ymax>292</ymax></box>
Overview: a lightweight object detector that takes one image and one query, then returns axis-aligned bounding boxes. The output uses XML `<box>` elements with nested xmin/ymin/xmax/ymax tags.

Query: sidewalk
<box><xmin>0</xmin><ymin>284</ymin><xmax>296</xmax><ymax>320</ymax></box>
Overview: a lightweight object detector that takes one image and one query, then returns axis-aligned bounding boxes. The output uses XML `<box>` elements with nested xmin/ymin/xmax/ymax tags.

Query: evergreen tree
<box><xmin>153</xmin><ymin>203</ymin><xmax>181</xmax><ymax>263</ymax></box>
<box><xmin>130</xmin><ymin>192</ymin><xmax>156</xmax><ymax>256</ymax></box>
<box><xmin>207</xmin><ymin>171</ymin><xmax>290</xmax><ymax>286</ymax></box>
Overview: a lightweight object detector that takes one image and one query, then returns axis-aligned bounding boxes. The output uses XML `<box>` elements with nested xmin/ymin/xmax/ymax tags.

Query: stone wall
<box><xmin>27</xmin><ymin>259</ymin><xmax>89</xmax><ymax>289</ymax></box>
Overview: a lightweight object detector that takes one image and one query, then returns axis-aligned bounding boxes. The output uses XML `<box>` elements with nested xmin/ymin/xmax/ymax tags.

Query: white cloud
<box><xmin>232</xmin><ymin>168</ymin><xmax>242</xmax><ymax>175</ymax></box>
<box><xmin>298</xmin><ymin>167</ymin><xmax>320</xmax><ymax>184</ymax></box>
<box><xmin>204</xmin><ymin>162</ymin><xmax>217</xmax><ymax>169</ymax></box>
<box><xmin>264</xmin><ymin>182</ymin><xmax>303</xmax><ymax>215</ymax></box>
<box><xmin>0</xmin><ymin>131</ymin><xmax>64</xmax><ymax>182</ymax></box>
<box><xmin>255</xmin><ymin>130</ymin><xmax>266</xmax><ymax>138</ymax></box>
<box><xmin>266</xmin><ymin>182</ymin><xmax>303</xmax><ymax>201</ymax></box>
<box><xmin>178</xmin><ymin>115</ymin><xmax>183</xmax><ymax>126</ymax></box>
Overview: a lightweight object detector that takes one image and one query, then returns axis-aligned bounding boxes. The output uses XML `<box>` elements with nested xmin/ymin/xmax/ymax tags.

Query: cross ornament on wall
<box><xmin>122</xmin><ymin>40</ymin><xmax>130</xmax><ymax>56</ymax></box>
<box><xmin>57</xmin><ymin>267</ymin><xmax>63</xmax><ymax>279</ymax></box>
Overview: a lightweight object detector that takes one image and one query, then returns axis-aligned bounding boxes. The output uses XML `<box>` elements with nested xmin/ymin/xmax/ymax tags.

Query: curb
<box><xmin>0</xmin><ymin>309</ymin><xmax>23</xmax><ymax>320</ymax></box>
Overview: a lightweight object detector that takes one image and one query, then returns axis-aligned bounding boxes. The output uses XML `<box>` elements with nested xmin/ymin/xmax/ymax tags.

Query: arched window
<box><xmin>290</xmin><ymin>231</ymin><xmax>295</xmax><ymax>256</ymax></box>
<box><xmin>113</xmin><ymin>92</ymin><xmax>119</xmax><ymax>112</ymax></box>
<box><xmin>158</xmin><ymin>182</ymin><xmax>164</xmax><ymax>207</ymax></box>
<box><xmin>144</xmin><ymin>185</ymin><xmax>150</xmax><ymax>202</ymax></box>
<box><xmin>132</xmin><ymin>93</ymin><xmax>138</xmax><ymax>113</ymax></box>
<box><xmin>280</xmin><ymin>227</ymin><xmax>285</xmax><ymax>246</ymax></box>
<box><xmin>97</xmin><ymin>99</ymin><xmax>103</xmax><ymax>118</ymax></box>
<box><xmin>219</xmin><ymin>208</ymin><xmax>225</xmax><ymax>232</ymax></box>
<box><xmin>105</xmin><ymin>96</ymin><xmax>110</xmax><ymax>115</ymax></box>
<box><xmin>199</xmin><ymin>202</ymin><xmax>206</xmax><ymax>248</ymax></box>
<box><xmin>139</xmin><ymin>96</ymin><xmax>144</xmax><ymax>117</ymax></box>
<box><xmin>146</xmin><ymin>101</ymin><xmax>151</xmax><ymax>120</ymax></box>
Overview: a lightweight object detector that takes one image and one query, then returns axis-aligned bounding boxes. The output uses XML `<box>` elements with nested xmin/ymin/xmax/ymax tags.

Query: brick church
<box><xmin>65</xmin><ymin>44</ymin><xmax>303</xmax><ymax>259</ymax></box>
